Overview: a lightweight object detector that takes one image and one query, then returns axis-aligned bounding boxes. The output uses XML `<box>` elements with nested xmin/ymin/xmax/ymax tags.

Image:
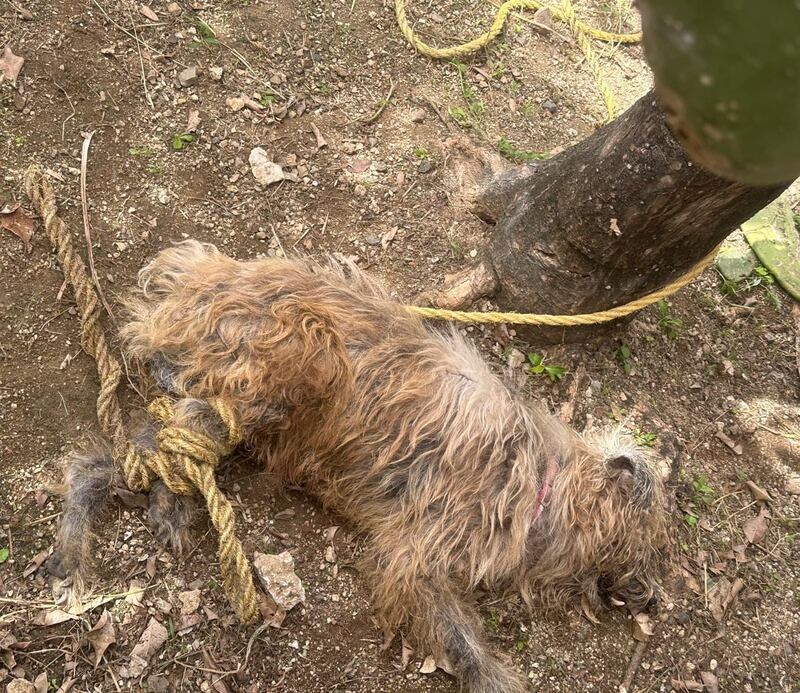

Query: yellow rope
<box><xmin>394</xmin><ymin>0</ymin><xmax>640</xmax><ymax>121</ymax></box>
<box><xmin>406</xmin><ymin>244</ymin><xmax>720</xmax><ymax>325</ymax></box>
<box><xmin>24</xmin><ymin>165</ymin><xmax>259</xmax><ymax>624</ymax></box>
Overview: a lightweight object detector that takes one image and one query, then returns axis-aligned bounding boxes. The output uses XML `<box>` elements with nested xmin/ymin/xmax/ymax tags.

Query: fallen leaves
<box><xmin>84</xmin><ymin>610</ymin><xmax>116</xmax><ymax>666</ymax></box>
<box><xmin>631</xmin><ymin>612</ymin><xmax>655</xmax><ymax>642</ymax></box>
<box><xmin>707</xmin><ymin>576</ymin><xmax>745</xmax><ymax>622</ymax></box>
<box><xmin>186</xmin><ymin>109</ymin><xmax>201</xmax><ymax>133</ymax></box>
<box><xmin>1</xmin><ymin>202</ymin><xmax>34</xmax><ymax>251</ymax></box>
<box><xmin>0</xmin><ymin>46</ymin><xmax>25</xmax><ymax>86</ymax></box>
<box><xmin>742</xmin><ymin>507</ymin><xmax>771</xmax><ymax>545</ymax></box>
<box><xmin>743</xmin><ymin>480</ymin><xmax>771</xmax><ymax>502</ymax></box>
<box><xmin>32</xmin><ymin>609</ymin><xmax>78</xmax><ymax>627</ymax></box>
<box><xmin>123</xmin><ymin>617</ymin><xmax>168</xmax><ymax>678</ymax></box>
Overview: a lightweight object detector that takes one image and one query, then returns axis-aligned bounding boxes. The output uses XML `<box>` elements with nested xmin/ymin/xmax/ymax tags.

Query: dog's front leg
<box><xmin>370</xmin><ymin>545</ymin><xmax>527</xmax><ymax>693</ymax></box>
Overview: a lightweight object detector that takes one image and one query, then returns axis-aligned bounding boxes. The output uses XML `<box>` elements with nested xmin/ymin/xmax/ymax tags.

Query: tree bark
<box><xmin>481</xmin><ymin>89</ymin><xmax>788</xmax><ymax>340</ymax></box>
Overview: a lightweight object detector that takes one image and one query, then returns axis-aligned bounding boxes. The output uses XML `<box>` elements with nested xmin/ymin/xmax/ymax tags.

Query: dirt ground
<box><xmin>1</xmin><ymin>1</ymin><xmax>799</xmax><ymax>691</ymax></box>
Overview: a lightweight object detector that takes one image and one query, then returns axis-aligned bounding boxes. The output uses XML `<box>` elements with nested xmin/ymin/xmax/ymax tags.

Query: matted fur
<box><xmin>57</xmin><ymin>241</ymin><xmax>668</xmax><ymax>693</ymax></box>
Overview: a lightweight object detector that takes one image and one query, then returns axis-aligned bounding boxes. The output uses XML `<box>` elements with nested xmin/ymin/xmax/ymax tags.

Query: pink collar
<box><xmin>532</xmin><ymin>457</ymin><xmax>558</xmax><ymax>522</ymax></box>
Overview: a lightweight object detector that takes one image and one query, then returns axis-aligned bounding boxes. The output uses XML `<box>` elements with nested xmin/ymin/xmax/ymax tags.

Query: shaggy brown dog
<box><xmin>51</xmin><ymin>241</ymin><xmax>668</xmax><ymax>693</ymax></box>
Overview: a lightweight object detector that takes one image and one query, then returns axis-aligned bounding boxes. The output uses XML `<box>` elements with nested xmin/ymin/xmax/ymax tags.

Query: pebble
<box><xmin>417</xmin><ymin>159</ymin><xmax>433</xmax><ymax>174</ymax></box>
<box><xmin>253</xmin><ymin>551</ymin><xmax>306</xmax><ymax>611</ymax></box>
<box><xmin>166</xmin><ymin>2</ymin><xmax>181</xmax><ymax>15</ymax></box>
<box><xmin>541</xmin><ymin>98</ymin><xmax>558</xmax><ymax>114</ymax></box>
<box><xmin>353</xmin><ymin>184</ymin><xmax>367</xmax><ymax>197</ymax></box>
<box><xmin>209</xmin><ymin>66</ymin><xmax>223</xmax><ymax>81</ymax></box>
<box><xmin>249</xmin><ymin>147</ymin><xmax>285</xmax><ymax>186</ymax></box>
<box><xmin>410</xmin><ymin>108</ymin><xmax>426</xmax><ymax>123</ymax></box>
<box><xmin>178</xmin><ymin>66</ymin><xmax>199</xmax><ymax>88</ymax></box>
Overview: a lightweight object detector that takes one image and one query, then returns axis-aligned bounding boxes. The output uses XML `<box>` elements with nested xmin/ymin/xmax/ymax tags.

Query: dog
<box><xmin>50</xmin><ymin>241</ymin><xmax>668</xmax><ymax>692</ymax></box>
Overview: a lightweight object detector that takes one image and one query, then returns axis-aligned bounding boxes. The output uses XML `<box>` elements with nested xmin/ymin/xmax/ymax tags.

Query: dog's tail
<box><xmin>47</xmin><ymin>442</ymin><xmax>115</xmax><ymax>591</ymax></box>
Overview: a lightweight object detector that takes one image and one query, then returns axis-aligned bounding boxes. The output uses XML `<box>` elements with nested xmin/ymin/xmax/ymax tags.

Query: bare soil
<box><xmin>1</xmin><ymin>1</ymin><xmax>799</xmax><ymax>692</ymax></box>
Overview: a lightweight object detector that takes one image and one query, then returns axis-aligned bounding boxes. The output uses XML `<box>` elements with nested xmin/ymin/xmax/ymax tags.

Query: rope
<box><xmin>394</xmin><ymin>0</ymin><xmax>641</xmax><ymax>121</ymax></box>
<box><xmin>24</xmin><ymin>165</ymin><xmax>258</xmax><ymax>624</ymax></box>
<box><xmin>405</xmin><ymin>244</ymin><xmax>720</xmax><ymax>325</ymax></box>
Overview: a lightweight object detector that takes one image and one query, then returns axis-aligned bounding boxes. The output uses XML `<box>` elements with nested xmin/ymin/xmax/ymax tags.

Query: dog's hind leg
<box><xmin>370</xmin><ymin>546</ymin><xmax>526</xmax><ymax>693</ymax></box>
<box><xmin>47</xmin><ymin>443</ymin><xmax>115</xmax><ymax>586</ymax></box>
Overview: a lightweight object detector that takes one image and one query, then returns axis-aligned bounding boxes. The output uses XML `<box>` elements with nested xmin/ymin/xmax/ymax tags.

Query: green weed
<box><xmin>527</xmin><ymin>353</ymin><xmax>567</xmax><ymax>382</ymax></box>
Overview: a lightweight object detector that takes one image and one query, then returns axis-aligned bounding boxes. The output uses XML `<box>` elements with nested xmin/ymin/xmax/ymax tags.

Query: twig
<box><xmin>79</xmin><ymin>131</ymin><xmax>116</xmax><ymax>322</ymax></box>
<box><xmin>270</xmin><ymin>224</ymin><xmax>287</xmax><ymax>258</ymax></box>
<box><xmin>620</xmin><ymin>638</ymin><xmax>650</xmax><ymax>692</ymax></box>
<box><xmin>213</xmin><ymin>622</ymin><xmax>271</xmax><ymax>683</ymax></box>
<box><xmin>91</xmin><ymin>0</ymin><xmax>185</xmax><ymax>68</ymax></box>
<box><xmin>127</xmin><ymin>6</ymin><xmax>154</xmax><ymax>108</ymax></box>
<box><xmin>363</xmin><ymin>78</ymin><xmax>395</xmax><ymax>124</ymax></box>
<box><xmin>52</xmin><ymin>82</ymin><xmax>76</xmax><ymax>142</ymax></box>
<box><xmin>559</xmin><ymin>363</ymin><xmax>586</xmax><ymax>424</ymax></box>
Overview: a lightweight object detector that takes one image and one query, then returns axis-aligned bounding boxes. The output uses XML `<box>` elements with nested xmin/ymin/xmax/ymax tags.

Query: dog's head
<box><xmin>525</xmin><ymin>427</ymin><xmax>668</xmax><ymax>614</ymax></box>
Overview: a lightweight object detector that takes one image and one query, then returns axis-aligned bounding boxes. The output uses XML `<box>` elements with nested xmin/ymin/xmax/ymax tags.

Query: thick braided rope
<box><xmin>24</xmin><ymin>166</ymin><xmax>126</xmax><ymax>448</ymax></box>
<box><xmin>394</xmin><ymin>0</ymin><xmax>639</xmax><ymax>121</ymax></box>
<box><xmin>406</xmin><ymin>244</ymin><xmax>720</xmax><ymax>325</ymax></box>
<box><xmin>124</xmin><ymin>398</ymin><xmax>259</xmax><ymax>623</ymax></box>
<box><xmin>24</xmin><ymin>166</ymin><xmax>258</xmax><ymax>624</ymax></box>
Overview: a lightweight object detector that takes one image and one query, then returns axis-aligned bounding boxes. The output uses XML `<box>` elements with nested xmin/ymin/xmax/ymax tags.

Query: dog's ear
<box><xmin>606</xmin><ymin>453</ymin><xmax>655</xmax><ymax>508</ymax></box>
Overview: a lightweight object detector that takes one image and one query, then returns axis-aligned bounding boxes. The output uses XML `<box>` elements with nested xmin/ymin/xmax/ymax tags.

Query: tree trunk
<box><xmin>480</xmin><ymin>89</ymin><xmax>788</xmax><ymax>340</ymax></box>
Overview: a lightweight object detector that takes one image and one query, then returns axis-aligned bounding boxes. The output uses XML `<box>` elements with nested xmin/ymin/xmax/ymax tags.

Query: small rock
<box><xmin>410</xmin><ymin>108</ymin><xmax>426</xmax><ymax>123</ymax></box>
<box><xmin>146</xmin><ymin>676</ymin><xmax>170</xmax><ymax>693</ymax></box>
<box><xmin>253</xmin><ymin>551</ymin><xmax>305</xmax><ymax>611</ymax></box>
<box><xmin>533</xmin><ymin>6</ymin><xmax>554</xmax><ymax>28</ymax></box>
<box><xmin>507</xmin><ymin>348</ymin><xmax>526</xmax><ymax>370</ymax></box>
<box><xmin>541</xmin><ymin>98</ymin><xmax>558</xmax><ymax>114</ymax></box>
<box><xmin>365</xmin><ymin>234</ymin><xmax>381</xmax><ymax>246</ymax></box>
<box><xmin>7</xmin><ymin>680</ymin><xmax>36</xmax><ymax>693</ymax></box>
<box><xmin>209</xmin><ymin>66</ymin><xmax>223</xmax><ymax>81</ymax></box>
<box><xmin>166</xmin><ymin>2</ymin><xmax>181</xmax><ymax>15</ymax></box>
<box><xmin>417</xmin><ymin>159</ymin><xmax>433</xmax><ymax>174</ymax></box>
<box><xmin>785</xmin><ymin>477</ymin><xmax>800</xmax><ymax>495</ymax></box>
<box><xmin>177</xmin><ymin>66</ymin><xmax>199</xmax><ymax>88</ymax></box>
<box><xmin>353</xmin><ymin>184</ymin><xmax>367</xmax><ymax>197</ymax></box>
<box><xmin>226</xmin><ymin>96</ymin><xmax>245</xmax><ymax>112</ymax></box>
<box><xmin>179</xmin><ymin>589</ymin><xmax>201</xmax><ymax>615</ymax></box>
<box><xmin>249</xmin><ymin>147</ymin><xmax>285</xmax><ymax>186</ymax></box>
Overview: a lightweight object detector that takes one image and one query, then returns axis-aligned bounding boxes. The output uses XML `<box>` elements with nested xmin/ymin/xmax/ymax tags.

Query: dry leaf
<box><xmin>631</xmin><ymin>612</ymin><xmax>655</xmax><ymax>642</ymax></box>
<box><xmin>419</xmin><ymin>656</ymin><xmax>437</xmax><ymax>674</ymax></box>
<box><xmin>310</xmin><ymin>123</ymin><xmax>327</xmax><ymax>149</ymax></box>
<box><xmin>33</xmin><ymin>609</ymin><xmax>78</xmax><ymax>626</ymax></box>
<box><xmin>186</xmin><ymin>109</ymin><xmax>201</xmax><ymax>133</ymax></box>
<box><xmin>708</xmin><ymin>576</ymin><xmax>745</xmax><ymax>622</ymax></box>
<box><xmin>743</xmin><ymin>508</ymin><xmax>770</xmax><ymax>544</ymax></box>
<box><xmin>350</xmin><ymin>158</ymin><xmax>371</xmax><ymax>174</ymax></box>
<box><xmin>23</xmin><ymin>550</ymin><xmax>49</xmax><ymax>578</ymax></box>
<box><xmin>138</xmin><ymin>4</ymin><xmax>158</xmax><ymax>21</ymax></box>
<box><xmin>1</xmin><ymin>202</ymin><xmax>34</xmax><ymax>251</ymax></box>
<box><xmin>671</xmin><ymin>678</ymin><xmax>704</xmax><ymax>692</ymax></box>
<box><xmin>0</xmin><ymin>46</ymin><xmax>25</xmax><ymax>86</ymax></box>
<box><xmin>744</xmin><ymin>480</ymin><xmax>771</xmax><ymax>502</ymax></box>
<box><xmin>125</xmin><ymin>618</ymin><xmax>168</xmax><ymax>678</ymax></box>
<box><xmin>85</xmin><ymin>610</ymin><xmax>116</xmax><ymax>666</ymax></box>
<box><xmin>700</xmin><ymin>671</ymin><xmax>720</xmax><ymax>693</ymax></box>
<box><xmin>33</xmin><ymin>672</ymin><xmax>48</xmax><ymax>693</ymax></box>
<box><xmin>381</xmin><ymin>227</ymin><xmax>397</xmax><ymax>250</ymax></box>
<box><xmin>177</xmin><ymin>613</ymin><xmax>203</xmax><ymax>634</ymax></box>
<box><xmin>714</xmin><ymin>430</ymin><xmax>742</xmax><ymax>455</ymax></box>
<box><xmin>55</xmin><ymin>679</ymin><xmax>75</xmax><ymax>693</ymax></box>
